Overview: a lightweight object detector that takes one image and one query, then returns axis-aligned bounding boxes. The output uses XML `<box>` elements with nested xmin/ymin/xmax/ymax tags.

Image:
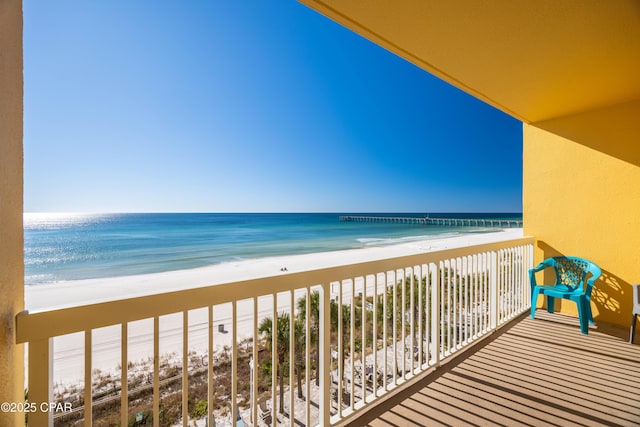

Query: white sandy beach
<box><xmin>25</xmin><ymin>228</ymin><xmax>523</xmax><ymax>387</ymax></box>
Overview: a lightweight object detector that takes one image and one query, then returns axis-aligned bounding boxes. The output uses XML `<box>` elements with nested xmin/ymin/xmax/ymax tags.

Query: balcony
<box><xmin>352</xmin><ymin>310</ymin><xmax>640</xmax><ymax>427</ymax></box>
<box><xmin>26</xmin><ymin>235</ymin><xmax>637</xmax><ymax>427</ymax></box>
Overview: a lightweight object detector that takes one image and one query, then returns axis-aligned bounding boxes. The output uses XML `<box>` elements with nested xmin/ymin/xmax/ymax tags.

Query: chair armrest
<box><xmin>530</xmin><ymin>258</ymin><xmax>555</xmax><ymax>273</ymax></box>
<box><xmin>528</xmin><ymin>258</ymin><xmax>555</xmax><ymax>288</ymax></box>
<box><xmin>584</xmin><ymin>264</ymin><xmax>602</xmax><ymax>296</ymax></box>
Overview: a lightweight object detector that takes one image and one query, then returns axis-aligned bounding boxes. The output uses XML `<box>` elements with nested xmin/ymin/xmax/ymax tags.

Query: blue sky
<box><xmin>23</xmin><ymin>1</ymin><xmax>522</xmax><ymax>213</ymax></box>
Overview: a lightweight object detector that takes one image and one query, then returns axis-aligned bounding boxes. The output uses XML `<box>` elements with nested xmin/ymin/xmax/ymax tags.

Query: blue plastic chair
<box><xmin>529</xmin><ymin>256</ymin><xmax>601</xmax><ymax>334</ymax></box>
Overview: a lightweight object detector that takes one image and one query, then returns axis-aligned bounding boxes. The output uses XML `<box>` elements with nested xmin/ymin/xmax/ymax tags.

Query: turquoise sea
<box><xmin>24</xmin><ymin>212</ymin><xmax>522</xmax><ymax>285</ymax></box>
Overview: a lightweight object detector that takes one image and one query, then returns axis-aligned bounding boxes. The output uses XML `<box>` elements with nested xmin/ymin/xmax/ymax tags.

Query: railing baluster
<box><xmin>510</xmin><ymin>249</ymin><xmax>514</xmax><ymax>316</ymax></box>
<box><xmin>498</xmin><ymin>250</ymin><xmax>503</xmax><ymax>321</ymax></box>
<box><xmin>518</xmin><ymin>245</ymin><xmax>523</xmax><ymax>311</ymax></box>
<box><xmin>271</xmin><ymin>294</ymin><xmax>277</xmax><ymax>426</ymax></box>
<box><xmin>423</xmin><ymin>265</ymin><xmax>430</xmax><ymax>366</ymax></box>
<box><xmin>505</xmin><ymin>250</ymin><xmax>510</xmax><ymax>317</ymax></box>
<box><xmin>452</xmin><ymin>258</ymin><xmax>458</xmax><ymax>350</ymax></box>
<box><xmin>182</xmin><ymin>311</ymin><xmax>188</xmax><ymax>427</ymax></box>
<box><xmin>458</xmin><ymin>257</ymin><xmax>462</xmax><ymax>345</ymax></box>
<box><xmin>231</xmin><ymin>302</ymin><xmax>238</xmax><ymax>427</ymax></box>
<box><xmin>466</xmin><ymin>256</ymin><xmax>471</xmax><ymax>343</ymax></box>
<box><xmin>516</xmin><ymin>247</ymin><xmax>520</xmax><ymax>313</ymax></box>
<box><xmin>431</xmin><ymin>262</ymin><xmax>444</xmax><ymax>367</ymax></box>
<box><xmin>447</xmin><ymin>260</ymin><xmax>452</xmax><ymax>355</ymax></box>
<box><xmin>392</xmin><ymin>270</ymin><xmax>397</xmax><ymax>385</ymax></box>
<box><xmin>368</xmin><ymin>275</ymin><xmax>374</xmax><ymax>395</ymax></box>
<box><xmin>468</xmin><ymin>255</ymin><xmax>478</xmax><ymax>341</ymax></box>
<box><xmin>485</xmin><ymin>253</ymin><xmax>490</xmax><ymax>332</ymax></box>
<box><xmin>511</xmin><ymin>249</ymin><xmax>516</xmax><ymax>316</ymax></box>
<box><xmin>154</xmin><ymin>316</ymin><xmax>160</xmax><ymax>427</ymax></box>
<box><xmin>29</xmin><ymin>338</ymin><xmax>53</xmax><ymax>426</ymax></box>
<box><xmin>502</xmin><ymin>249</ymin><xmax>507</xmax><ymax>320</ymax></box>
<box><xmin>472</xmin><ymin>255</ymin><xmax>477</xmax><ymax>339</ymax></box>
<box><xmin>528</xmin><ymin>245</ymin><xmax>532</xmax><ymax>304</ymax></box>
<box><xmin>361</xmin><ymin>275</ymin><xmax>366</xmax><ymax>402</ymax></box>
<box><xmin>305</xmin><ymin>288</ymin><xmax>311</xmax><ymax>427</ymax></box>
<box><xmin>523</xmin><ymin>245</ymin><xmax>528</xmax><ymax>308</ymax></box>
<box><xmin>84</xmin><ymin>329</ymin><xmax>92</xmax><ymax>427</ymax></box>
<box><xmin>519</xmin><ymin>246</ymin><xmax>524</xmax><ymax>311</ymax></box>
<box><xmin>439</xmin><ymin>261</ymin><xmax>444</xmax><ymax>358</ymax></box>
<box><xmin>508</xmin><ymin>250</ymin><xmax>512</xmax><ymax>316</ymax></box>
<box><xmin>320</xmin><ymin>284</ymin><xmax>331</xmax><ymax>427</ymax></box>
<box><xmin>504</xmin><ymin>249</ymin><xmax>508</xmax><ymax>321</ymax></box>
<box><xmin>350</xmin><ymin>279</ymin><xmax>355</xmax><ymax>410</ymax></box>
<box><xmin>337</xmin><ymin>282</ymin><xmax>343</xmax><ymax>418</ymax></box>
<box><xmin>410</xmin><ymin>268</ymin><xmax>415</xmax><ymax>374</ymax></box>
<box><xmin>399</xmin><ymin>268</ymin><xmax>404</xmax><ymax>380</ymax></box>
<box><xmin>506</xmin><ymin>249</ymin><xmax>511</xmax><ymax>319</ymax></box>
<box><xmin>382</xmin><ymin>273</ymin><xmax>388</xmax><ymax>391</ymax></box>
<box><xmin>288</xmin><ymin>291</ymin><xmax>294</xmax><ymax>427</ymax></box>
<box><xmin>372</xmin><ymin>274</ymin><xmax>378</xmax><ymax>397</ymax></box>
<box><xmin>208</xmin><ymin>307</ymin><xmax>214</xmax><ymax>427</ymax></box>
<box><xmin>480</xmin><ymin>254</ymin><xmax>484</xmax><ymax>333</ymax></box>
<box><xmin>490</xmin><ymin>251</ymin><xmax>498</xmax><ymax>329</ymax></box>
<box><xmin>459</xmin><ymin>258</ymin><xmax>464</xmax><ymax>347</ymax></box>
<box><xmin>496</xmin><ymin>250</ymin><xmax>500</xmax><ymax>323</ymax></box>
<box><xmin>460</xmin><ymin>257</ymin><xmax>465</xmax><ymax>345</ymax></box>
<box><xmin>121</xmin><ymin>322</ymin><xmax>128</xmax><ymax>427</ymax></box>
<box><xmin>460</xmin><ymin>257</ymin><xmax>464</xmax><ymax>345</ymax></box>
<box><xmin>476</xmin><ymin>255</ymin><xmax>480</xmax><ymax>331</ymax></box>
<box><xmin>417</xmin><ymin>265</ymin><xmax>423</xmax><ymax>369</ymax></box>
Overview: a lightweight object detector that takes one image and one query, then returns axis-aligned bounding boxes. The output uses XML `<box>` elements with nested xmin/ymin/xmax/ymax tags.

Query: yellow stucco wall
<box><xmin>524</xmin><ymin>100</ymin><xmax>640</xmax><ymax>328</ymax></box>
<box><xmin>0</xmin><ymin>0</ymin><xmax>25</xmax><ymax>425</ymax></box>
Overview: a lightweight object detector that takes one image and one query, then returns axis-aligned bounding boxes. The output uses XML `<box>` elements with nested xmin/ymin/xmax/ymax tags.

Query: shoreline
<box><xmin>25</xmin><ymin>228</ymin><xmax>524</xmax><ymax>386</ymax></box>
<box><xmin>26</xmin><ymin>228</ymin><xmax>523</xmax><ymax>311</ymax></box>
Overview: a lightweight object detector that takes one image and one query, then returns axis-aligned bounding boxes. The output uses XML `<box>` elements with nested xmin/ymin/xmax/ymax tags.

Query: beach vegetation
<box><xmin>258</xmin><ymin>312</ymin><xmax>292</xmax><ymax>414</ymax></box>
<box><xmin>192</xmin><ymin>399</ymin><xmax>208</xmax><ymax>419</ymax></box>
<box><xmin>297</xmin><ymin>290</ymin><xmax>321</xmax><ymax>386</ymax></box>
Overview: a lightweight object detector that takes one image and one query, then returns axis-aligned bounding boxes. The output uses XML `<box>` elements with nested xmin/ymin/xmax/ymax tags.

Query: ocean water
<box><xmin>24</xmin><ymin>212</ymin><xmax>522</xmax><ymax>285</ymax></box>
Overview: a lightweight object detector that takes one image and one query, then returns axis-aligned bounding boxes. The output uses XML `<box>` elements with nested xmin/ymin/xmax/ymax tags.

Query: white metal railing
<box><xmin>16</xmin><ymin>237</ymin><xmax>533</xmax><ymax>426</ymax></box>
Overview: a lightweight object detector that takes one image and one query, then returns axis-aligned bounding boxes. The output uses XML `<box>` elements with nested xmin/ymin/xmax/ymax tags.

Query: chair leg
<box><xmin>631</xmin><ymin>313</ymin><xmax>638</xmax><ymax>344</ymax></box>
<box><xmin>546</xmin><ymin>296</ymin><xmax>555</xmax><ymax>313</ymax></box>
<box><xmin>576</xmin><ymin>298</ymin><xmax>589</xmax><ymax>334</ymax></box>
<box><xmin>587</xmin><ymin>300</ymin><xmax>595</xmax><ymax>325</ymax></box>
<box><xmin>530</xmin><ymin>288</ymin><xmax>540</xmax><ymax>319</ymax></box>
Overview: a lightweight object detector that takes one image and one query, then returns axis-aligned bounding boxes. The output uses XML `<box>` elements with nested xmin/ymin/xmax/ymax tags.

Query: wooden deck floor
<box><xmin>348</xmin><ymin>311</ymin><xmax>640</xmax><ymax>427</ymax></box>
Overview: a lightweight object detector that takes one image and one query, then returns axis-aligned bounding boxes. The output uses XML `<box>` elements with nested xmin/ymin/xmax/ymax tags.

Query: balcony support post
<box><xmin>0</xmin><ymin>1</ymin><xmax>24</xmax><ymax>425</ymax></box>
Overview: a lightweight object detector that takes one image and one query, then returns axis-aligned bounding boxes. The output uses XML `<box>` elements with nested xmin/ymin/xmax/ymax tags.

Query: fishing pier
<box><xmin>339</xmin><ymin>215</ymin><xmax>523</xmax><ymax>228</ymax></box>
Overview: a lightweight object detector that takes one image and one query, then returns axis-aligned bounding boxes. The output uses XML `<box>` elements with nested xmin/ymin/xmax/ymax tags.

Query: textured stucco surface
<box><xmin>0</xmin><ymin>0</ymin><xmax>24</xmax><ymax>425</ymax></box>
<box><xmin>524</xmin><ymin>100</ymin><xmax>640</xmax><ymax>327</ymax></box>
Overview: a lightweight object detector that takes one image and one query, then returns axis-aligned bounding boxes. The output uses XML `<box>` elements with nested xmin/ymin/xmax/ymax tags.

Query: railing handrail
<box><xmin>16</xmin><ymin>237</ymin><xmax>533</xmax><ymax>343</ymax></box>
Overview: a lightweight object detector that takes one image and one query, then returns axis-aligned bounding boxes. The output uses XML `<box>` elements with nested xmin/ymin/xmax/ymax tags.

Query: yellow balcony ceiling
<box><xmin>299</xmin><ymin>0</ymin><xmax>640</xmax><ymax>123</ymax></box>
